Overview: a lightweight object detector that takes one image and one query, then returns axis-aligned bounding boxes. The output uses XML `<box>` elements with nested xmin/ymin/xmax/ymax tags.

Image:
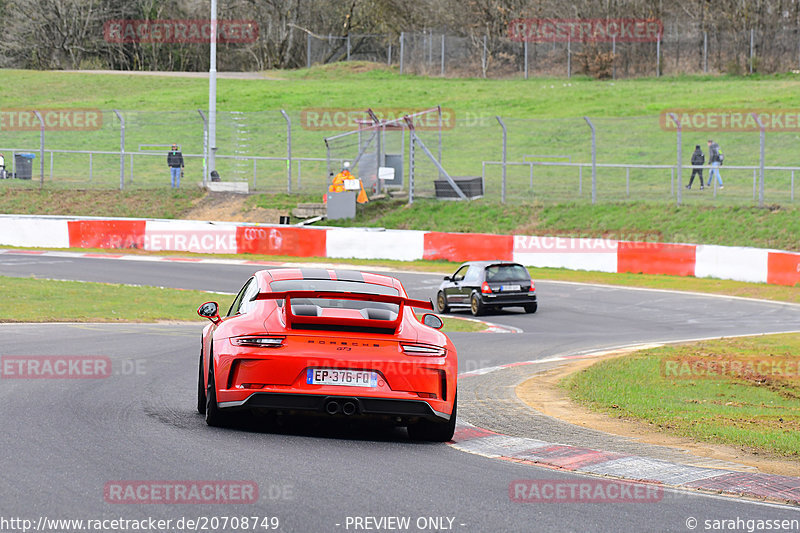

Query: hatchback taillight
<box><xmin>529</xmin><ymin>280</ymin><xmax>536</xmax><ymax>292</ymax></box>
<box><xmin>481</xmin><ymin>282</ymin><xmax>492</xmax><ymax>294</ymax></box>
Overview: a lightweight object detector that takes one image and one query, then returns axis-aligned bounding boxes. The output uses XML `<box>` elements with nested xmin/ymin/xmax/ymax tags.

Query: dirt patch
<box><xmin>517</xmin><ymin>354</ymin><xmax>800</xmax><ymax>476</ymax></box>
<box><xmin>183</xmin><ymin>192</ymin><xmax>286</xmax><ymax>224</ymax></box>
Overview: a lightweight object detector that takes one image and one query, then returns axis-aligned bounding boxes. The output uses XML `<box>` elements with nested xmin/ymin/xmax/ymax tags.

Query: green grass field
<box><xmin>2</xmin><ymin>65</ymin><xmax>800</xmax><ymax>205</ymax></box>
<box><xmin>563</xmin><ymin>334</ymin><xmax>800</xmax><ymax>456</ymax></box>
<box><xmin>0</xmin><ymin>275</ymin><xmax>483</xmax><ymax>332</ymax></box>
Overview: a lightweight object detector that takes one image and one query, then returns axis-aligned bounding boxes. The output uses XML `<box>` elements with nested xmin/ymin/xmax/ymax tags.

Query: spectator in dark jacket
<box><xmin>167</xmin><ymin>144</ymin><xmax>184</xmax><ymax>188</ymax></box>
<box><xmin>686</xmin><ymin>145</ymin><xmax>705</xmax><ymax>189</ymax></box>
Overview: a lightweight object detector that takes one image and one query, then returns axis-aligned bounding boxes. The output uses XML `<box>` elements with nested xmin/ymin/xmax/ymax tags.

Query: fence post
<box><xmin>583</xmin><ymin>117</ymin><xmax>596</xmax><ymax>204</ymax></box>
<box><xmin>50</xmin><ymin>151</ymin><xmax>54</xmax><ymax>182</ymax></box>
<box><xmin>567</xmin><ymin>35</ymin><xmax>571</xmax><ymax>78</ymax></box>
<box><xmin>656</xmin><ymin>32</ymin><xmax>661</xmax><ymax>76</ymax></box>
<box><xmin>751</xmin><ymin>112</ymin><xmax>765</xmax><ymax>207</ymax></box>
<box><xmin>89</xmin><ymin>153</ymin><xmax>93</xmax><ymax>183</ymax></box>
<box><xmin>388</xmin><ymin>43</ymin><xmax>392</xmax><ymax>66</ymax></box>
<box><xmin>399</xmin><ymin>32</ymin><xmax>404</xmax><ymax>74</ymax></box>
<box><xmin>496</xmin><ymin>116</ymin><xmax>507</xmax><ymax>204</ymax></box>
<box><xmin>482</xmin><ymin>35</ymin><xmax>488</xmax><ymax>78</ymax></box>
<box><xmin>307</xmin><ymin>33</ymin><xmax>312</xmax><ymax>69</ymax></box>
<box><xmin>347</xmin><ymin>35</ymin><xmax>351</xmax><ymax>61</ymax></box>
<box><xmin>668</xmin><ymin>113</ymin><xmax>683</xmax><ymax>206</ymax></box>
<box><xmin>198</xmin><ymin>109</ymin><xmax>208</xmax><ymax>186</ymax></box>
<box><xmin>113</xmin><ymin>109</ymin><xmax>125</xmax><ymax>190</ymax></box>
<box><xmin>441</xmin><ymin>34</ymin><xmax>445</xmax><ymax>76</ymax></box>
<box><xmin>32</xmin><ymin>111</ymin><xmax>44</xmax><ymax>187</ymax></box>
<box><xmin>524</xmin><ymin>40</ymin><xmax>528</xmax><ymax>79</ymax></box>
<box><xmin>281</xmin><ymin>110</ymin><xmax>292</xmax><ymax>193</ymax></box>
<box><xmin>408</xmin><ymin>128</ymin><xmax>415</xmax><ymax>205</ymax></box>
<box><xmin>792</xmin><ymin>171</ymin><xmax>795</xmax><ymax>202</ymax></box>
<box><xmin>612</xmin><ymin>36</ymin><xmax>616</xmax><ymax>80</ymax></box>
<box><xmin>703</xmin><ymin>31</ymin><xmax>708</xmax><ymax>73</ymax></box>
<box><xmin>749</xmin><ymin>28</ymin><xmax>754</xmax><ymax>74</ymax></box>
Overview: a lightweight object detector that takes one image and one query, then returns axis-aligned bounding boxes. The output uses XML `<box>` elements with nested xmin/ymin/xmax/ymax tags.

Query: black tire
<box><xmin>196</xmin><ymin>351</ymin><xmax>206</xmax><ymax>415</ymax></box>
<box><xmin>436</xmin><ymin>291</ymin><xmax>450</xmax><ymax>314</ymax></box>
<box><xmin>524</xmin><ymin>302</ymin><xmax>538</xmax><ymax>314</ymax></box>
<box><xmin>470</xmin><ymin>292</ymin><xmax>485</xmax><ymax>317</ymax></box>
<box><xmin>407</xmin><ymin>394</ymin><xmax>457</xmax><ymax>442</ymax></box>
<box><xmin>205</xmin><ymin>353</ymin><xmax>225</xmax><ymax>427</ymax></box>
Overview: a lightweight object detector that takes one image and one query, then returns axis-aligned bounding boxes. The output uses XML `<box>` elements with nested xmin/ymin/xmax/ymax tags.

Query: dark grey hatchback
<box><xmin>435</xmin><ymin>261</ymin><xmax>537</xmax><ymax>316</ymax></box>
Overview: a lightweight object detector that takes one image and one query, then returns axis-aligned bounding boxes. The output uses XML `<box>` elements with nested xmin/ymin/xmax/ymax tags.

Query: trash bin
<box><xmin>14</xmin><ymin>153</ymin><xmax>35</xmax><ymax>180</ymax></box>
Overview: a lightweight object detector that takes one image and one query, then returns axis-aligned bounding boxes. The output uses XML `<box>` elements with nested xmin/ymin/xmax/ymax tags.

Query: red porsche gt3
<box><xmin>196</xmin><ymin>268</ymin><xmax>458</xmax><ymax>441</ymax></box>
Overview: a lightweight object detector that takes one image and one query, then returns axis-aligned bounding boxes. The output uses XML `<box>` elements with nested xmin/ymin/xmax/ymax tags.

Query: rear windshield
<box><xmin>485</xmin><ymin>264</ymin><xmax>530</xmax><ymax>282</ymax></box>
<box><xmin>267</xmin><ymin>279</ymin><xmax>400</xmax><ymax>319</ymax></box>
<box><xmin>269</xmin><ymin>279</ymin><xmax>399</xmax><ymax>296</ymax></box>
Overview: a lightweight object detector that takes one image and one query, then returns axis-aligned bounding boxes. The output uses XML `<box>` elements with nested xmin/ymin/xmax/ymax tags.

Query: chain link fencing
<box><xmin>1</xmin><ymin>109</ymin><xmax>798</xmax><ymax>207</ymax></box>
<box><xmin>301</xmin><ymin>24</ymin><xmax>800</xmax><ymax>79</ymax></box>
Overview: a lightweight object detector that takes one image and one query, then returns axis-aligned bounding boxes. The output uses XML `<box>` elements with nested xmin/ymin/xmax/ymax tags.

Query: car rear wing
<box><xmin>254</xmin><ymin>290</ymin><xmax>433</xmax><ymax>331</ymax></box>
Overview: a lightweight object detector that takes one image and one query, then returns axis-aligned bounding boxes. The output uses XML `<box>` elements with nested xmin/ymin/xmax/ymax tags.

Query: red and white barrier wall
<box><xmin>1</xmin><ymin>215</ymin><xmax>798</xmax><ymax>286</ymax></box>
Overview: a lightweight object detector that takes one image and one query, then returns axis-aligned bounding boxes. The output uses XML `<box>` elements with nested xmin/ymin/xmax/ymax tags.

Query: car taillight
<box><xmin>232</xmin><ymin>336</ymin><xmax>285</xmax><ymax>348</ymax></box>
<box><xmin>481</xmin><ymin>282</ymin><xmax>492</xmax><ymax>294</ymax></box>
<box><xmin>401</xmin><ymin>343</ymin><xmax>446</xmax><ymax>357</ymax></box>
<box><xmin>529</xmin><ymin>280</ymin><xmax>536</xmax><ymax>292</ymax></box>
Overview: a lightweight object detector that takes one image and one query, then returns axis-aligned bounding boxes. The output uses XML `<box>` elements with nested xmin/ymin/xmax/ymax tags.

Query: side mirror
<box><xmin>421</xmin><ymin>313</ymin><xmax>444</xmax><ymax>330</ymax></box>
<box><xmin>443</xmin><ymin>275</ymin><xmax>451</xmax><ymax>281</ymax></box>
<box><xmin>197</xmin><ymin>301</ymin><xmax>221</xmax><ymax>324</ymax></box>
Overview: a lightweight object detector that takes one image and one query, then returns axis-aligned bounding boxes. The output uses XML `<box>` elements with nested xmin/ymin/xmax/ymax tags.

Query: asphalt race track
<box><xmin>2</xmin><ymin>251</ymin><xmax>800</xmax><ymax>533</ymax></box>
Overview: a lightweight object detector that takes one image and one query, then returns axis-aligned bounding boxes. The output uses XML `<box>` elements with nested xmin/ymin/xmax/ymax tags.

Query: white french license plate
<box><xmin>500</xmin><ymin>284</ymin><xmax>521</xmax><ymax>291</ymax></box>
<box><xmin>307</xmin><ymin>368</ymin><xmax>378</xmax><ymax>387</ymax></box>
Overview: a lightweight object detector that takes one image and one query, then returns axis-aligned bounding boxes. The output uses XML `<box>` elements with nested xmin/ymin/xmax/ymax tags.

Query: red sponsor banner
<box><xmin>767</xmin><ymin>251</ymin><xmax>800</xmax><ymax>286</ymax></box>
<box><xmin>104</xmin><ymin>19</ymin><xmax>258</xmax><ymax>44</ymax></box>
<box><xmin>104</xmin><ymin>481</ymin><xmax>258</xmax><ymax>504</ymax></box>
<box><xmin>661</xmin><ymin>109</ymin><xmax>800</xmax><ymax>132</ymax></box>
<box><xmin>1</xmin><ymin>356</ymin><xmax>111</xmax><ymax>379</ymax></box>
<box><xmin>67</xmin><ymin>220</ymin><xmax>146</xmax><ymax>249</ymax></box>
<box><xmin>300</xmin><ymin>107</ymin><xmax>455</xmax><ymax>131</ymax></box>
<box><xmin>662</xmin><ymin>357</ymin><xmax>800</xmax><ymax>380</ymax></box>
<box><xmin>236</xmin><ymin>226</ymin><xmax>327</xmax><ymax>257</ymax></box>
<box><xmin>1</xmin><ymin>109</ymin><xmax>102</xmax><ymax>131</ymax></box>
<box><xmin>617</xmin><ymin>241</ymin><xmax>696</xmax><ymax>276</ymax></box>
<box><xmin>510</xmin><ymin>479</ymin><xmax>662</xmax><ymax>503</ymax></box>
<box><xmin>508</xmin><ymin>18</ymin><xmax>662</xmax><ymax>43</ymax></box>
<box><xmin>423</xmin><ymin>232</ymin><xmax>513</xmax><ymax>262</ymax></box>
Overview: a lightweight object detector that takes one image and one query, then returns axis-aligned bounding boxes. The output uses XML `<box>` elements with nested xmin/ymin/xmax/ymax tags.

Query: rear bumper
<box><xmin>480</xmin><ymin>293</ymin><xmax>537</xmax><ymax>306</ymax></box>
<box><xmin>219</xmin><ymin>392</ymin><xmax>451</xmax><ymax>421</ymax></box>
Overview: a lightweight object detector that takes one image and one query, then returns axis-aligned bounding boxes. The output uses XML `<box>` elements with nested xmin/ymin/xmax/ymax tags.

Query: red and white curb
<box><xmin>452</xmin><ymin>339</ymin><xmax>800</xmax><ymax>506</ymax></box>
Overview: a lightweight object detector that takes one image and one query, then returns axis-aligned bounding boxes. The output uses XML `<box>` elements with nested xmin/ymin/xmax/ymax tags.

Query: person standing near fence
<box><xmin>686</xmin><ymin>145</ymin><xmax>705</xmax><ymax>190</ymax></box>
<box><xmin>707</xmin><ymin>139</ymin><xmax>724</xmax><ymax>189</ymax></box>
<box><xmin>167</xmin><ymin>144</ymin><xmax>184</xmax><ymax>188</ymax></box>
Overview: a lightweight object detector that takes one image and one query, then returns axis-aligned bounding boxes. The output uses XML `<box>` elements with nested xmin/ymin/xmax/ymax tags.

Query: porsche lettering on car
<box><xmin>196</xmin><ymin>268</ymin><xmax>458</xmax><ymax>441</ymax></box>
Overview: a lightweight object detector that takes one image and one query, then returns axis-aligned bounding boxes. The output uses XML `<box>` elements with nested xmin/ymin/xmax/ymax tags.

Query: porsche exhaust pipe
<box><xmin>342</xmin><ymin>401</ymin><xmax>357</xmax><ymax>416</ymax></box>
<box><xmin>325</xmin><ymin>400</ymin><xmax>341</xmax><ymax>415</ymax></box>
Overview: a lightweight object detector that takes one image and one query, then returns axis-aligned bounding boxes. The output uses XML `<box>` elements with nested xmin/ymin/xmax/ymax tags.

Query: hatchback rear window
<box><xmin>485</xmin><ymin>264</ymin><xmax>530</xmax><ymax>282</ymax></box>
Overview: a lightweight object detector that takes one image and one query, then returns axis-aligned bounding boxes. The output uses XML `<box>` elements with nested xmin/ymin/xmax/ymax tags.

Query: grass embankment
<box><xmin>563</xmin><ymin>334</ymin><xmax>800</xmax><ymax>456</ymax></box>
<box><xmin>0</xmin><ymin>276</ymin><xmax>483</xmax><ymax>332</ymax></box>
<box><xmin>4</xmin><ymin>66</ymin><xmax>800</xmax><ymax>200</ymax></box>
